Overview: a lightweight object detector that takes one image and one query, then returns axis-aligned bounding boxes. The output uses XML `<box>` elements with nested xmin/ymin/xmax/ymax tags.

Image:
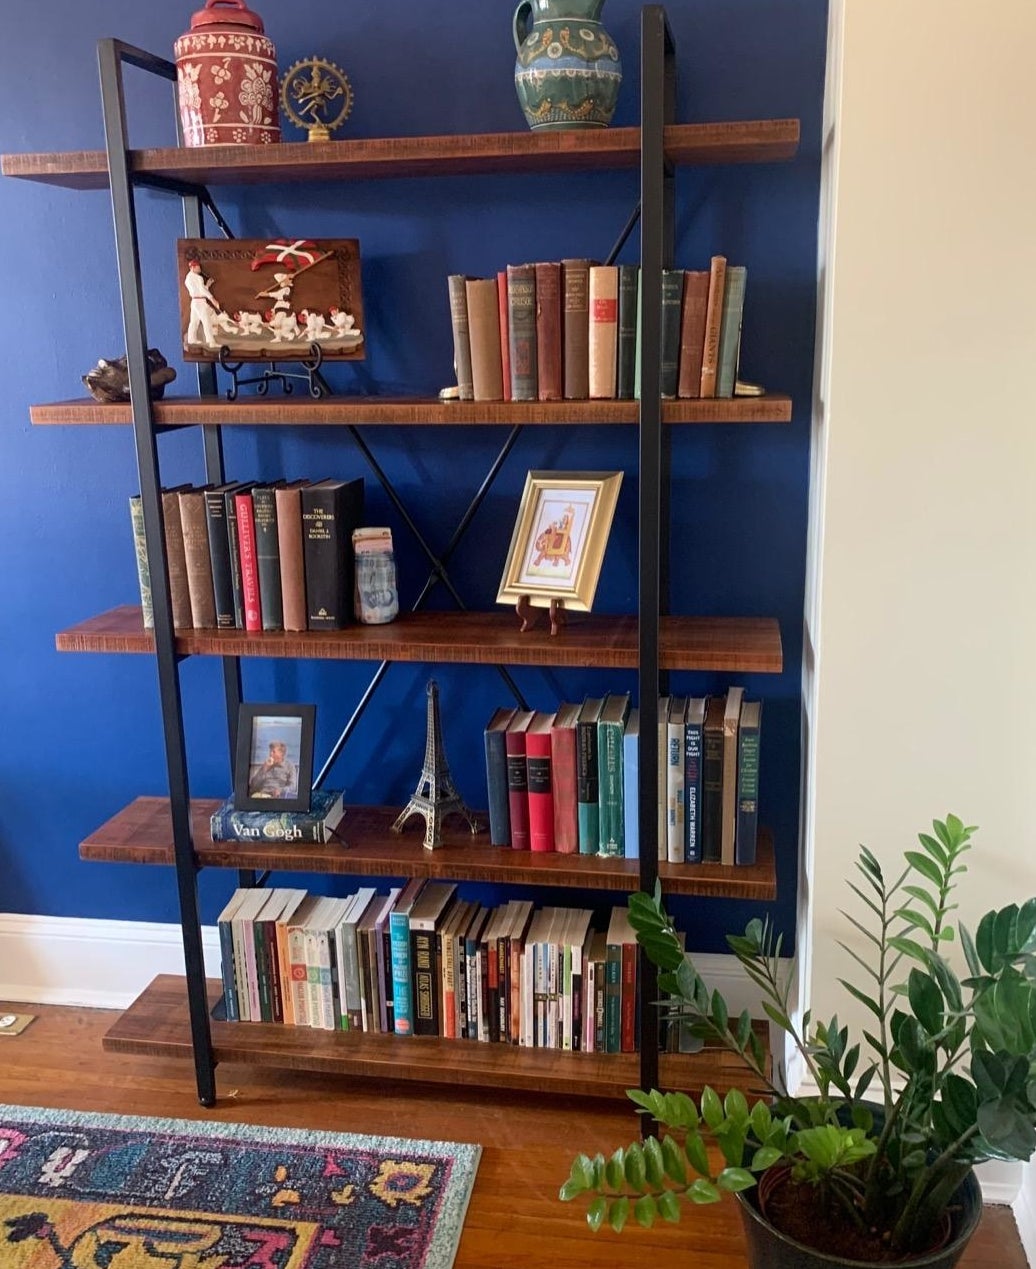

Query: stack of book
<box><xmin>484</xmin><ymin>689</ymin><xmax>762</xmax><ymax>865</ymax></box>
<box><xmin>217</xmin><ymin>882</ymin><xmax>659</xmax><ymax>1054</ymax></box>
<box><xmin>447</xmin><ymin>255</ymin><xmax>747</xmax><ymax>404</ymax></box>
<box><xmin>129</xmin><ymin>477</ymin><xmax>365</xmax><ymax>633</ymax></box>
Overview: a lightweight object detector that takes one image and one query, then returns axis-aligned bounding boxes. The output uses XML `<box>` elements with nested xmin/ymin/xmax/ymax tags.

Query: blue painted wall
<box><xmin>0</xmin><ymin>0</ymin><xmax>827</xmax><ymax>952</ymax></box>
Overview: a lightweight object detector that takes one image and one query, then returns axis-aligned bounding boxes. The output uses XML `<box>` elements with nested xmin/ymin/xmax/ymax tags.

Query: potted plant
<box><xmin>561</xmin><ymin>815</ymin><xmax>1036</xmax><ymax>1266</ymax></box>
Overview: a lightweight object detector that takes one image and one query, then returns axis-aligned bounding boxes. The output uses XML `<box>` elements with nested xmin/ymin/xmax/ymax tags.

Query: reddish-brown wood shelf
<box><xmin>103</xmin><ymin>975</ymin><xmax>771</xmax><ymax>1100</ymax></box>
<box><xmin>3</xmin><ymin>120</ymin><xmax>799</xmax><ymax>191</ymax></box>
<box><xmin>80</xmin><ymin>796</ymin><xmax>777</xmax><ymax>900</ymax></box>
<box><xmin>28</xmin><ymin>393</ymin><xmax>793</xmax><ymax>427</ymax></box>
<box><xmin>56</xmin><ymin>607</ymin><xmax>784</xmax><ymax>674</ymax></box>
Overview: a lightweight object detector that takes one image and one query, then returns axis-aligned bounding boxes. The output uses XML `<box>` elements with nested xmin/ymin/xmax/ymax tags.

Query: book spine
<box><xmin>604</xmin><ymin>941</ymin><xmax>621</xmax><ymax>1054</ymax></box>
<box><xmin>702</xmin><ymin>715</ymin><xmax>724</xmax><ymax>863</ymax></box>
<box><xmin>721</xmin><ymin>702</ymin><xmax>741</xmax><ymax>868</ymax></box>
<box><xmin>497</xmin><ymin>270</ymin><xmax>511</xmax><ymax>402</ymax></box>
<box><xmin>251</xmin><ymin>485</ymin><xmax>283</xmax><ymax>631</ymax></box>
<box><xmin>275</xmin><ymin>485</ymin><xmax>307</xmax><ymax>633</ymax></box>
<box><xmin>534</xmin><ymin>261</ymin><xmax>562</xmax><ymax>401</ymax></box>
<box><xmin>411</xmin><ymin>927</ymin><xmax>439</xmax><ymax>1035</ymax></box>
<box><xmin>253</xmin><ymin>919</ymin><xmax>272</xmax><ymax>1021</ymax></box>
<box><xmin>736</xmin><ymin>710</ymin><xmax>761</xmax><ymax>865</ymax></box>
<box><xmin>505</xmin><ymin>734</ymin><xmax>530</xmax><ymax>851</ymax></box>
<box><xmin>465</xmin><ymin>277</ymin><xmax>504</xmax><ymax>402</ymax></box>
<box><xmin>264</xmin><ymin>918</ymin><xmax>283</xmax><ymax>1023</ymax></box>
<box><xmin>676</xmin><ymin>269</ymin><xmax>710</xmax><ymax>399</ymax></box>
<box><xmin>716</xmin><ymin>264</ymin><xmax>747</xmax><ymax>398</ymax></box>
<box><xmin>302</xmin><ymin>481</ymin><xmax>364</xmax><ymax>630</ymax></box>
<box><xmin>484</xmin><ymin>724</ymin><xmax>511</xmax><ymax>846</ymax></box>
<box><xmin>576</xmin><ymin>718</ymin><xmax>600</xmax><ymax>855</ymax></box>
<box><xmin>597</xmin><ymin>719</ymin><xmax>625</xmax><ymax>857</ymax></box>
<box><xmin>442</xmin><ymin>923</ymin><xmax>456</xmax><ymax>1039</ymax></box>
<box><xmin>340</xmin><ymin>922</ymin><xmax>363</xmax><ymax>1030</ymax></box>
<box><xmin>224</xmin><ymin>487</ymin><xmax>246</xmax><ymax>629</ymax></box>
<box><xmin>699</xmin><ymin>255</ymin><xmax>728</xmax><ymax>398</ymax></box>
<box><xmin>389</xmin><ymin>911</ymin><xmax>413</xmax><ymax>1035</ymax></box>
<box><xmin>209</xmin><ymin>817</ymin><xmax>339</xmax><ymax>843</ymax></box>
<box><xmin>179</xmin><ymin>491</ymin><xmax>217</xmax><ymax>629</ymax></box>
<box><xmin>234</xmin><ymin>492</ymin><xmax>261</xmax><ymax>632</ymax></box>
<box><xmin>204</xmin><ymin>489</ymin><xmax>236</xmax><ymax>628</ymax></box>
<box><xmin>551</xmin><ymin>725</ymin><xmax>578</xmax><ymax>855</ymax></box>
<box><xmin>276</xmin><ymin>918</ymin><xmax>294</xmax><ymax>1026</ymax></box>
<box><xmin>623</xmin><ymin>720</ymin><xmax>639</xmax><ymax>861</ymax></box>
<box><xmin>506</xmin><ymin>263</ymin><xmax>538</xmax><ymax>401</ymax></box>
<box><xmin>588</xmin><ymin>265</ymin><xmax>618</xmax><ymax>399</ymax></box>
<box><xmin>685</xmin><ymin>717</ymin><xmax>704</xmax><ymax>864</ymax></box>
<box><xmin>243</xmin><ymin>916</ymin><xmax>261</xmax><ymax>1022</ymax></box>
<box><xmin>616</xmin><ymin>264</ymin><xmax>640</xmax><ymax>399</ymax></box>
<box><xmin>231</xmin><ymin>915</ymin><xmax>250</xmax><ymax>1022</ymax></box>
<box><xmin>161</xmin><ymin>489</ymin><xmax>193</xmax><ymax>629</ymax></box>
<box><xmin>666</xmin><ymin>717</ymin><xmax>685</xmax><ymax>864</ymax></box>
<box><xmin>447</xmin><ymin>273</ymin><xmax>474</xmax><ymax>401</ymax></box>
<box><xmin>128</xmin><ymin>496</ymin><xmax>154</xmax><ymax>629</ymax></box>
<box><xmin>526</xmin><ymin>732</ymin><xmax>555</xmax><ymax>852</ymax></box>
<box><xmin>620</xmin><ymin>940</ymin><xmax>637</xmax><ymax>1053</ymax></box>
<box><xmin>288</xmin><ymin>926</ymin><xmax>309</xmax><ymax>1026</ymax></box>
<box><xmin>561</xmin><ymin>258</ymin><xmax>591</xmax><ymax>399</ymax></box>
<box><xmin>217</xmin><ymin>916</ymin><xmax>239</xmax><ymax>1022</ymax></box>
<box><xmin>660</xmin><ymin>268</ymin><xmax>685</xmax><ymax>399</ymax></box>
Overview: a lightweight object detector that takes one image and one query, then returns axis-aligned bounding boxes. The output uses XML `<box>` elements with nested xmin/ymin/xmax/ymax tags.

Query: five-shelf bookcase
<box><xmin>3</xmin><ymin>7</ymin><xmax>798</xmax><ymax>1108</ymax></box>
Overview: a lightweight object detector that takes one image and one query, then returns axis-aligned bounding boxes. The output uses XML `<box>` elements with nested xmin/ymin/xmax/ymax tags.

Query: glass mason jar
<box><xmin>353</xmin><ymin>527</ymin><xmax>399</xmax><ymax>624</ymax></box>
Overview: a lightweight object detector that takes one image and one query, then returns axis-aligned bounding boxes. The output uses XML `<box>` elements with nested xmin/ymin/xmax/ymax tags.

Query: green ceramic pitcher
<box><xmin>513</xmin><ymin>0</ymin><xmax>622</xmax><ymax>130</ymax></box>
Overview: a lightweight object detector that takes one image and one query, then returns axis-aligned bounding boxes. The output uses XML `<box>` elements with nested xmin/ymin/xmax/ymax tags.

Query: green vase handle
<box><xmin>513</xmin><ymin>0</ymin><xmax>534</xmax><ymax>54</ymax></box>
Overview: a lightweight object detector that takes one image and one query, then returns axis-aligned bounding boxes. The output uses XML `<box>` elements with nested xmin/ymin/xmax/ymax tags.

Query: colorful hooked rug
<box><xmin>0</xmin><ymin>1103</ymin><xmax>480</xmax><ymax>1268</ymax></box>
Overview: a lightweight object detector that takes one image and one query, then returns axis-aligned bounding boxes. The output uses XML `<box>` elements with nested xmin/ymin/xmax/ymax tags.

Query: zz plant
<box><xmin>561</xmin><ymin>816</ymin><xmax>1036</xmax><ymax>1256</ymax></box>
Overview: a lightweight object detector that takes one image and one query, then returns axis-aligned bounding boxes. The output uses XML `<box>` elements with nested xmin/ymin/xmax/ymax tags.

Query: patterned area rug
<box><xmin>0</xmin><ymin>1103</ymin><xmax>480</xmax><ymax>1268</ymax></box>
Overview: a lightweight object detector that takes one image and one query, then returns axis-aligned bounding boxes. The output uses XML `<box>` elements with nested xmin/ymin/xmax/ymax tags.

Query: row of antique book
<box><xmin>485</xmin><ymin>687</ymin><xmax>761</xmax><ymax>866</ymax></box>
<box><xmin>217</xmin><ymin>880</ymin><xmax>682</xmax><ymax>1054</ymax></box>
<box><xmin>130</xmin><ymin>477</ymin><xmax>365</xmax><ymax>633</ymax></box>
<box><xmin>447</xmin><ymin>255</ymin><xmax>747</xmax><ymax>404</ymax></box>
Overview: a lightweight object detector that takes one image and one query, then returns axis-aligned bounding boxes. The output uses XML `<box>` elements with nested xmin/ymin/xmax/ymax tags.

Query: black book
<box><xmin>701</xmin><ymin>694</ymin><xmax>726</xmax><ymax>863</ymax></box>
<box><xmin>660</xmin><ymin>268</ymin><xmax>685</xmax><ymax>399</ymax></box>
<box><xmin>616</xmin><ymin>264</ymin><xmax>640</xmax><ymax>400</ymax></box>
<box><xmin>206</xmin><ymin>479</ymin><xmax>246</xmax><ymax>629</ymax></box>
<box><xmin>576</xmin><ymin>697</ymin><xmax>605</xmax><ymax>855</ymax></box>
<box><xmin>301</xmin><ymin>478</ymin><xmax>365</xmax><ymax>630</ymax></box>
<box><xmin>251</xmin><ymin>483</ymin><xmax>284</xmax><ymax>631</ymax></box>
<box><xmin>223</xmin><ymin>481</ymin><xmax>253</xmax><ymax>629</ymax></box>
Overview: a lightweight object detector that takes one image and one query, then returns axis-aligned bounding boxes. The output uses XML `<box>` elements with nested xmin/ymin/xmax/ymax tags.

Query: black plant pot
<box><xmin>735</xmin><ymin>1168</ymin><xmax>982</xmax><ymax>1269</ymax></box>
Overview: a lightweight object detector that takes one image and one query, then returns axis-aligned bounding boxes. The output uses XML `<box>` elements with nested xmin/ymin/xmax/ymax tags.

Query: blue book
<box><xmin>389</xmin><ymin>879</ymin><xmax>424</xmax><ymax>1036</ymax></box>
<box><xmin>684</xmin><ymin>698</ymin><xmax>706</xmax><ymax>863</ymax></box>
<box><xmin>215</xmin><ymin>889</ymin><xmax>249</xmax><ymax>1022</ymax></box>
<box><xmin>736</xmin><ymin>700</ymin><xmax>763</xmax><ymax>865</ymax></box>
<box><xmin>623</xmin><ymin>708</ymin><xmax>640</xmax><ymax>860</ymax></box>
<box><xmin>483</xmin><ymin>707</ymin><xmax>516</xmax><ymax>846</ymax></box>
<box><xmin>209</xmin><ymin>788</ymin><xmax>345</xmax><ymax>844</ymax></box>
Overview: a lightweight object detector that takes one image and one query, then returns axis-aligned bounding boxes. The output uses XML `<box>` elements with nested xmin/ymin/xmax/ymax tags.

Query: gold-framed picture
<box><xmin>497</xmin><ymin>471</ymin><xmax>623</xmax><ymax>614</ymax></box>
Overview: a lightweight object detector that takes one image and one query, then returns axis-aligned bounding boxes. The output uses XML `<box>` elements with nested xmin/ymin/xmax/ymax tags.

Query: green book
<box><xmin>716</xmin><ymin>264</ymin><xmax>747</xmax><ymax>398</ymax></box>
<box><xmin>597</xmin><ymin>693</ymin><xmax>631</xmax><ymax>857</ymax></box>
<box><xmin>576</xmin><ymin>698</ymin><xmax>605</xmax><ymax>854</ymax></box>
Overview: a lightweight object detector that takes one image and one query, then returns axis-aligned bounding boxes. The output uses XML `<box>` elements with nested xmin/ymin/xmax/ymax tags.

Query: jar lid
<box><xmin>189</xmin><ymin>0</ymin><xmax>266</xmax><ymax>33</ymax></box>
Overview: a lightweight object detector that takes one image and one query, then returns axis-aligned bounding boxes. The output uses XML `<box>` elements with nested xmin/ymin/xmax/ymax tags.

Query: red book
<box><xmin>550</xmin><ymin>702</ymin><xmax>580</xmax><ymax>854</ymax></box>
<box><xmin>234</xmin><ymin>491</ymin><xmax>262</xmax><ymax>632</ymax></box>
<box><xmin>620</xmin><ymin>937</ymin><xmax>637</xmax><ymax>1053</ymax></box>
<box><xmin>525</xmin><ymin>711</ymin><xmax>556</xmax><ymax>852</ymax></box>
<box><xmin>497</xmin><ymin>269</ymin><xmax>512</xmax><ymax>402</ymax></box>
<box><xmin>534</xmin><ymin>261</ymin><xmax>562</xmax><ymax>401</ymax></box>
<box><xmin>504</xmin><ymin>710</ymin><xmax>535</xmax><ymax>851</ymax></box>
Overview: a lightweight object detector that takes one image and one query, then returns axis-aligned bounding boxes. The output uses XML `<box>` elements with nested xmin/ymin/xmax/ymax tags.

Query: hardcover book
<box><xmin>209</xmin><ymin>788</ymin><xmax>346</xmax><ymax>843</ymax></box>
<box><xmin>716</xmin><ymin>264</ymin><xmax>748</xmax><ymax>399</ymax></box>
<box><xmin>178</xmin><ymin>486</ymin><xmax>217</xmax><ymax>629</ymax></box>
<box><xmin>216</xmin><ymin>889</ymin><xmax>249</xmax><ymax>1022</ymax></box>
<box><xmin>597</xmin><ymin>692</ymin><xmax>631</xmax><ymax>857</ymax></box>
<box><xmin>301</xmin><ymin>477</ymin><xmax>365</xmax><ymax>630</ymax></box>
<box><xmin>588</xmin><ymin>265</ymin><xmax>618</xmax><ymax>399</ymax></box>
<box><xmin>622</xmin><ymin>707</ymin><xmax>640</xmax><ymax>861</ymax></box>
<box><xmin>204</xmin><ymin>482</ymin><xmax>242</xmax><ymax>628</ymax></box>
<box><xmin>224</xmin><ymin>482</ymin><xmax>252</xmax><ymax>629</ymax></box>
<box><xmin>701</xmin><ymin>695</ymin><xmax>726</xmax><ymax>862</ymax></box>
<box><xmin>251</xmin><ymin>483</ymin><xmax>284</xmax><ymax>631</ymax></box>
<box><xmin>275</xmin><ymin>480</ymin><xmax>308</xmax><ymax>632</ymax></box>
<box><xmin>505</xmin><ymin>709</ymin><xmax>536</xmax><ymax>851</ymax></box>
<box><xmin>161</xmin><ymin>487</ymin><xmax>193</xmax><ymax>630</ymax></box>
<box><xmin>550</xmin><ymin>702</ymin><xmax>580</xmax><ymax>855</ymax></box>
<box><xmin>410</xmin><ymin>881</ymin><xmax>457</xmax><ymax>1036</ymax></box>
<box><xmin>234</xmin><ymin>489</ymin><xmax>262</xmax><ymax>632</ymax></box>
<box><xmin>497</xmin><ymin>269</ymin><xmax>511</xmax><ymax>402</ymax></box>
<box><xmin>561</xmin><ymin>258</ymin><xmax>592</xmax><ymax>399</ymax></box>
<box><xmin>721</xmin><ymin>686</ymin><xmax>745</xmax><ymax>866</ymax></box>
<box><xmin>657</xmin><ymin>694</ymin><xmax>670</xmax><ymax>862</ymax></box>
<box><xmin>666</xmin><ymin>696</ymin><xmax>687</xmax><ymax>864</ymax></box>
<box><xmin>616</xmin><ymin>264</ymin><xmax>640</xmax><ymax>400</ymax></box>
<box><xmin>576</xmin><ymin>697</ymin><xmax>605</xmax><ymax>854</ymax></box>
<box><xmin>447</xmin><ymin>273</ymin><xmax>474</xmax><ymax>400</ymax></box>
<box><xmin>736</xmin><ymin>698</ymin><xmax>762</xmax><ymax>865</ymax></box>
<box><xmin>534</xmin><ymin>261</ymin><xmax>562</xmax><ymax>401</ymax></box>
<box><xmin>389</xmin><ymin>878</ymin><xmax>425</xmax><ymax>1036</ymax></box>
<box><xmin>676</xmin><ymin>269</ymin><xmax>710</xmax><ymax>399</ymax></box>
<box><xmin>659</xmin><ymin>268</ymin><xmax>685</xmax><ymax>399</ymax></box>
<box><xmin>525</xmin><ymin>711</ymin><xmax>557</xmax><ymax>853</ymax></box>
<box><xmin>128</xmin><ymin>495</ymin><xmax>154</xmax><ymax>629</ymax></box>
<box><xmin>699</xmin><ymin>254</ymin><xmax>728</xmax><ymax>398</ymax></box>
<box><xmin>466</xmin><ymin>276</ymin><xmax>504</xmax><ymax>402</ymax></box>
<box><xmin>506</xmin><ymin>263</ymin><xmax>538</xmax><ymax>401</ymax></box>
<box><xmin>483</xmin><ymin>706</ymin><xmax>517</xmax><ymax>846</ymax></box>
<box><xmin>684</xmin><ymin>696</ymin><xmax>707</xmax><ymax>864</ymax></box>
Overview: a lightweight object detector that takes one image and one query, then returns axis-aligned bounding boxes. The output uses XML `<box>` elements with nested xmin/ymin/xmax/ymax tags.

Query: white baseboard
<box><xmin>0</xmin><ymin>913</ymin><xmax>221</xmax><ymax>1010</ymax></box>
<box><xmin>1014</xmin><ymin>1157</ymin><xmax>1036</xmax><ymax>1267</ymax></box>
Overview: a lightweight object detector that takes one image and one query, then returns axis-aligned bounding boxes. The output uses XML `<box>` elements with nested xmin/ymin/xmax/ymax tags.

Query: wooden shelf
<box><xmin>3</xmin><ymin>120</ymin><xmax>800</xmax><ymax>191</ymax></box>
<box><xmin>103</xmin><ymin>975</ymin><xmax>772</xmax><ymax>1100</ymax></box>
<box><xmin>80</xmin><ymin>797</ymin><xmax>777</xmax><ymax>901</ymax></box>
<box><xmin>29</xmin><ymin>394</ymin><xmax>793</xmax><ymax>427</ymax></box>
<box><xmin>57</xmin><ymin>607</ymin><xmax>784</xmax><ymax>674</ymax></box>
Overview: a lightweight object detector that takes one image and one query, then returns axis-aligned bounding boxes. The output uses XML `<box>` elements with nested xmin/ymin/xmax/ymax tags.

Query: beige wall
<box><xmin>806</xmin><ymin>0</ymin><xmax>1036</xmax><ymax>1042</ymax></box>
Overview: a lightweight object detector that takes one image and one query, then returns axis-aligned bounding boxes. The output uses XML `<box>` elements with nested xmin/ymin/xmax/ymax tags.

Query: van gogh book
<box><xmin>210</xmin><ymin>789</ymin><xmax>346</xmax><ymax>843</ymax></box>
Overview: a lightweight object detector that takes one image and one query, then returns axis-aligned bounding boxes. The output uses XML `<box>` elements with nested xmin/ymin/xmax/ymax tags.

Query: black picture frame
<box><xmin>233</xmin><ymin>703</ymin><xmax>316</xmax><ymax>813</ymax></box>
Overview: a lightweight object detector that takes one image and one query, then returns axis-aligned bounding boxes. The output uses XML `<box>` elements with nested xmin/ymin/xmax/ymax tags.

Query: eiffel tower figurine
<box><xmin>391</xmin><ymin>680</ymin><xmax>483</xmax><ymax>850</ymax></box>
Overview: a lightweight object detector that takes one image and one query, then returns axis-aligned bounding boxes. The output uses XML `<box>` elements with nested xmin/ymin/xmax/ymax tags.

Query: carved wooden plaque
<box><xmin>177</xmin><ymin>237</ymin><xmax>364</xmax><ymax>362</ymax></box>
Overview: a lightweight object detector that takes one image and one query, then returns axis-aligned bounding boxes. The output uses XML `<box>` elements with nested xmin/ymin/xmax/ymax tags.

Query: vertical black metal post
<box><xmin>98</xmin><ymin>38</ymin><xmax>217</xmax><ymax>1106</ymax></box>
<box><xmin>638</xmin><ymin>5</ymin><xmax>676</xmax><ymax>1102</ymax></box>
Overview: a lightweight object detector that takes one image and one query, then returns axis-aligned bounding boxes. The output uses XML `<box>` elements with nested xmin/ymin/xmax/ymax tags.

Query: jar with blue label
<box><xmin>353</xmin><ymin>527</ymin><xmax>399</xmax><ymax>624</ymax></box>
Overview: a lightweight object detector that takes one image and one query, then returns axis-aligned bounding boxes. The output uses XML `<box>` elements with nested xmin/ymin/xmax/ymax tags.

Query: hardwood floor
<box><xmin>0</xmin><ymin>1000</ymin><xmax>1025</xmax><ymax>1268</ymax></box>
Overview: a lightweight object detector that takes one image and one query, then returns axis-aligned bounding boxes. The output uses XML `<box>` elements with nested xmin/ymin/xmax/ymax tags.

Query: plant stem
<box><xmin>890</xmin><ymin>1128</ymin><xmax>978</xmax><ymax>1250</ymax></box>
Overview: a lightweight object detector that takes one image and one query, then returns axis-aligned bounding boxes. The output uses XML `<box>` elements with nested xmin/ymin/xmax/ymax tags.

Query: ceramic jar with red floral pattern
<box><xmin>175</xmin><ymin>0</ymin><xmax>280</xmax><ymax>147</ymax></box>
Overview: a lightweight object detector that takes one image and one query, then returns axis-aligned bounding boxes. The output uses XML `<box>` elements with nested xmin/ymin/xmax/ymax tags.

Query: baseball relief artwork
<box><xmin>178</xmin><ymin>237</ymin><xmax>365</xmax><ymax>362</ymax></box>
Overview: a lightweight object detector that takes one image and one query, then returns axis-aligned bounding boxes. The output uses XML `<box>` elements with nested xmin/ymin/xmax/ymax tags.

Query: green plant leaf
<box><xmin>941</xmin><ymin>1073</ymin><xmax>979</xmax><ymax>1136</ymax></box>
<box><xmin>908</xmin><ymin>967</ymin><xmax>944</xmax><ymax>1035</ymax></box>
<box><xmin>724</xmin><ymin>1089</ymin><xmax>749</xmax><ymax>1123</ymax></box>
<box><xmin>750</xmin><ymin>1101</ymin><xmax>772</xmax><ymax>1140</ymax></box>
<box><xmin>898</xmin><ymin>907</ymin><xmax>936</xmax><ymax>940</ymax></box>
<box><xmin>643</xmin><ymin>1135</ymin><xmax>665</xmax><ymax>1187</ymax></box>
<box><xmin>903</xmin><ymin>883</ymin><xmax>941</xmax><ymax>915</ymax></box>
<box><xmin>838</xmin><ymin>978</ymin><xmax>882</xmax><ymax>1020</ymax></box>
<box><xmin>717</xmin><ymin>1167</ymin><xmax>756</xmax><ymax>1192</ymax></box>
<box><xmin>687</xmin><ymin>1178</ymin><xmax>721</xmax><ymax>1204</ymax></box>
<box><xmin>608</xmin><ymin>1195</ymin><xmax>629</xmax><ymax>1233</ymax></box>
<box><xmin>624</xmin><ymin>1142</ymin><xmax>647</xmax><ymax>1192</ymax></box>
<box><xmin>658</xmin><ymin>1190</ymin><xmax>681</xmax><ymax>1222</ymax></box>
<box><xmin>750</xmin><ymin>1146</ymin><xmax>783</xmax><ymax>1171</ymax></box>
<box><xmin>684</xmin><ymin>1131</ymin><xmax>711</xmax><ymax>1178</ymax></box>
<box><xmin>917</xmin><ymin>831</ymin><xmax>948</xmax><ymax>865</ymax></box>
<box><xmin>587</xmin><ymin>1196</ymin><xmax>607</xmax><ymax>1232</ymax></box>
<box><xmin>661</xmin><ymin>1135</ymin><xmax>687</xmax><ymax>1185</ymax></box>
<box><xmin>977</xmin><ymin>1100</ymin><xmax>1036</xmax><ymax>1159</ymax></box>
<box><xmin>605</xmin><ymin>1149</ymin><xmax>625</xmax><ymax>1191</ymax></box>
<box><xmin>566</xmin><ymin>1154</ymin><xmax>594</xmax><ymax>1191</ymax></box>
<box><xmin>905</xmin><ymin>851</ymin><xmax>944</xmax><ymax>887</ymax></box>
<box><xmin>559</xmin><ymin>1179</ymin><xmax>583</xmax><ymax>1202</ymax></box>
<box><xmin>634</xmin><ymin>1194</ymin><xmax>658</xmax><ymax>1228</ymax></box>
<box><xmin>888</xmin><ymin>935</ymin><xmax>931</xmax><ymax>965</ymax></box>
<box><xmin>761</xmin><ymin>1001</ymin><xmax>791</xmax><ymax>1030</ymax></box>
<box><xmin>700</xmin><ymin>1087</ymin><xmax>724</xmax><ymax>1130</ymax></box>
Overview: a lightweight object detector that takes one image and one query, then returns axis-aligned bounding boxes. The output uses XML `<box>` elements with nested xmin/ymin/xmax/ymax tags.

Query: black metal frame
<box><xmin>95</xmin><ymin>5</ymin><xmax>677</xmax><ymax>1108</ymax></box>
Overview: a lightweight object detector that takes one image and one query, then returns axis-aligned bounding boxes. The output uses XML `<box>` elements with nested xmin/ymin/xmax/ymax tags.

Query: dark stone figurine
<box><xmin>83</xmin><ymin>349</ymin><xmax>177</xmax><ymax>404</ymax></box>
